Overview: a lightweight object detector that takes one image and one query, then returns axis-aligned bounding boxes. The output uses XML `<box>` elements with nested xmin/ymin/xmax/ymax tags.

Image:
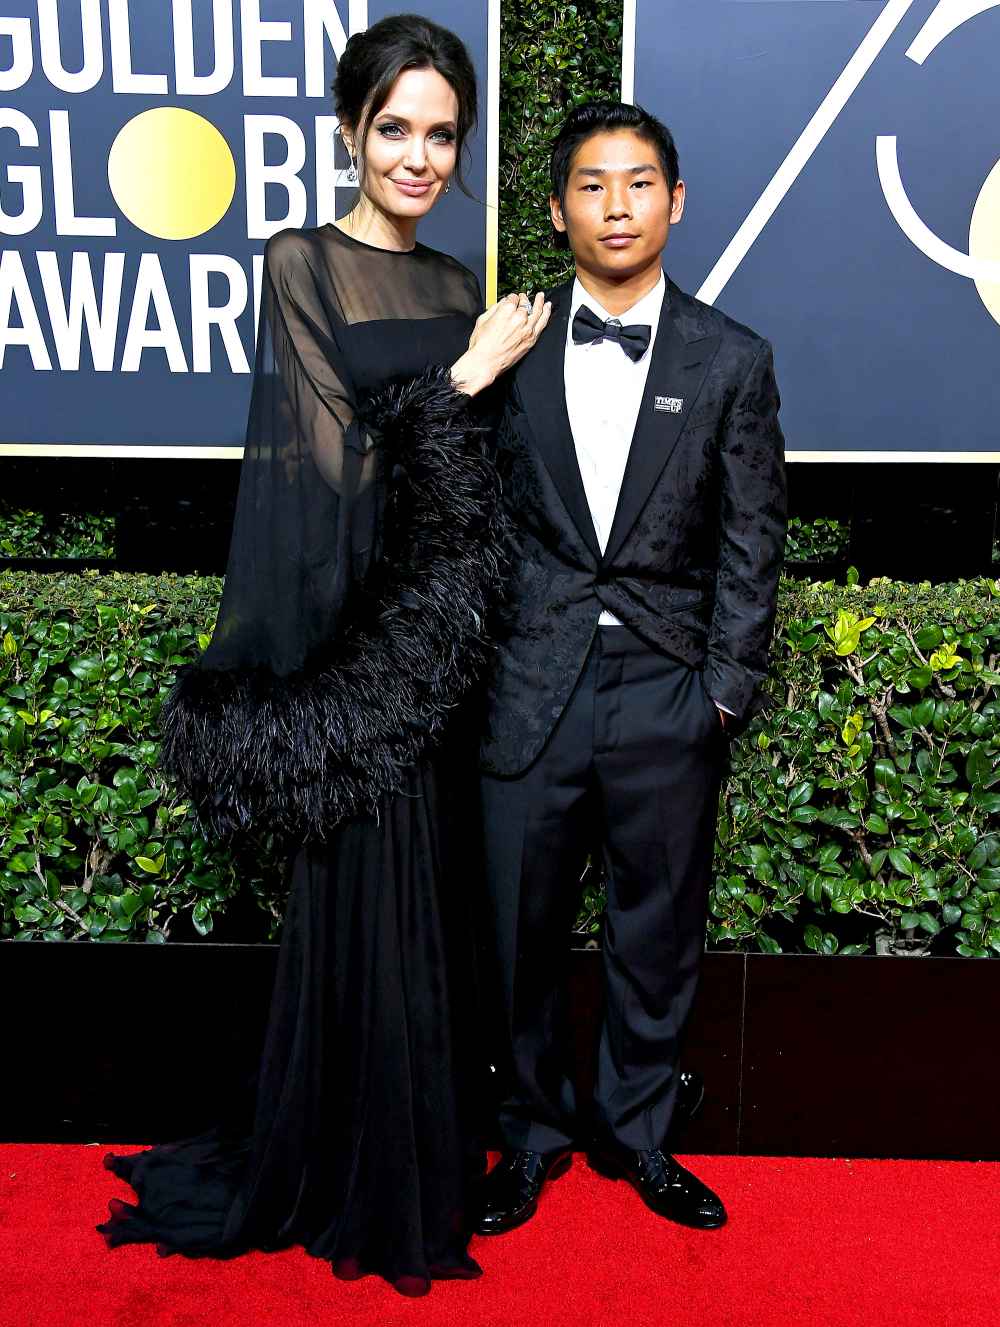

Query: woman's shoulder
<box><xmin>264</xmin><ymin>224</ymin><xmax>329</xmax><ymax>275</ymax></box>
<box><xmin>414</xmin><ymin>243</ymin><xmax>483</xmax><ymax>312</ymax></box>
<box><xmin>263</xmin><ymin>226</ymin><xmax>354</xmax><ymax>310</ymax></box>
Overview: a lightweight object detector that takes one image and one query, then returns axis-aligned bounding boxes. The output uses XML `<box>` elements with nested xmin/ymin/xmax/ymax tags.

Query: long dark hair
<box><xmin>333</xmin><ymin>15</ymin><xmax>479</xmax><ymax>196</ymax></box>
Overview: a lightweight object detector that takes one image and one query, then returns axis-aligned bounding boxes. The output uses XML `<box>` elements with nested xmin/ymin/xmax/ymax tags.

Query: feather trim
<box><xmin>158</xmin><ymin>366</ymin><xmax>506</xmax><ymax>842</ymax></box>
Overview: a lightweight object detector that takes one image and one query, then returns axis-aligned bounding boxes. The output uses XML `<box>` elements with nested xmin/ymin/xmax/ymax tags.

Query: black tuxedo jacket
<box><xmin>480</xmin><ymin>274</ymin><xmax>787</xmax><ymax>777</ymax></box>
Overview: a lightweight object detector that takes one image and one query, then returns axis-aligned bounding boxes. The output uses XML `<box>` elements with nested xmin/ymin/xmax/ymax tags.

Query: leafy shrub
<box><xmin>709</xmin><ymin>573</ymin><xmax>1000</xmax><ymax>957</ymax></box>
<box><xmin>2</xmin><ymin>570</ymin><xmax>997</xmax><ymax>953</ymax></box>
<box><xmin>784</xmin><ymin>516</ymin><xmax>850</xmax><ymax>564</ymax></box>
<box><xmin>0</xmin><ymin>572</ymin><xmax>282</xmax><ymax>943</ymax></box>
<box><xmin>0</xmin><ymin>506</ymin><xmax>115</xmax><ymax>560</ymax></box>
<box><xmin>499</xmin><ymin>0</ymin><xmax>623</xmax><ymax>296</ymax></box>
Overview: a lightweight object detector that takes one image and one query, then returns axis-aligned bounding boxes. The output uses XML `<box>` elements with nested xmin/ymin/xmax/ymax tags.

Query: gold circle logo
<box><xmin>107</xmin><ymin>107</ymin><xmax>236</xmax><ymax>241</ymax></box>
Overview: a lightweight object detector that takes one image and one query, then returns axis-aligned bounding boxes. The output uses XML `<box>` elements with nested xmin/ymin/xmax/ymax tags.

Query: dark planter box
<box><xmin>2</xmin><ymin>942</ymin><xmax>996</xmax><ymax>1160</ymax></box>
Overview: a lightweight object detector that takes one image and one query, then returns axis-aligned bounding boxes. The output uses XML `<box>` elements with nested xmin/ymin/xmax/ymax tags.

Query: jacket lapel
<box><xmin>512</xmin><ymin>281</ymin><xmax>601</xmax><ymax>559</ymax></box>
<box><xmin>602</xmin><ymin>279</ymin><xmax>721</xmax><ymax>566</ymax></box>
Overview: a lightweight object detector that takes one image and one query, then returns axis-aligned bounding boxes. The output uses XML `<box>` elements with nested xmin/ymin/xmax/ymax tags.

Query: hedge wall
<box><xmin>3</xmin><ymin>570</ymin><xmax>998</xmax><ymax>952</ymax></box>
<box><xmin>498</xmin><ymin>0</ymin><xmax>623</xmax><ymax>295</ymax></box>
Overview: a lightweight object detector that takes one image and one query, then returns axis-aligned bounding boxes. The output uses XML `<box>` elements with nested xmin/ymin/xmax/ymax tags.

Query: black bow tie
<box><xmin>572</xmin><ymin>304</ymin><xmax>652</xmax><ymax>362</ymax></box>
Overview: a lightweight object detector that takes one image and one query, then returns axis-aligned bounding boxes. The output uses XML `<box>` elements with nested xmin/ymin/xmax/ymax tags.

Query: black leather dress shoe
<box><xmin>474</xmin><ymin>1148</ymin><xmax>573</xmax><ymax>1236</ymax></box>
<box><xmin>589</xmin><ymin>1146</ymin><xmax>727</xmax><ymax>1229</ymax></box>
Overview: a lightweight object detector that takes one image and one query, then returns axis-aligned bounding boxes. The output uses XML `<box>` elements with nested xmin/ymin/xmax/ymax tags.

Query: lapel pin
<box><xmin>655</xmin><ymin>396</ymin><xmax>684</xmax><ymax>414</ymax></box>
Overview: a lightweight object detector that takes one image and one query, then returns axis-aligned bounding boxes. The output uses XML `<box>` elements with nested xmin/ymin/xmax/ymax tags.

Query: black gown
<box><xmin>96</xmin><ymin>224</ymin><xmax>502</xmax><ymax>1296</ymax></box>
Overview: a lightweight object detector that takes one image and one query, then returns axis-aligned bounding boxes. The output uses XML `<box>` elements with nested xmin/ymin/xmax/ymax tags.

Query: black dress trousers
<box><xmin>481</xmin><ymin>624</ymin><xmax>730</xmax><ymax>1153</ymax></box>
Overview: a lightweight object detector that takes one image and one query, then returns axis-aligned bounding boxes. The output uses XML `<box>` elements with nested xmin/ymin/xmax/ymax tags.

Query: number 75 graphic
<box><xmin>681</xmin><ymin>0</ymin><xmax>1000</xmax><ymax>315</ymax></box>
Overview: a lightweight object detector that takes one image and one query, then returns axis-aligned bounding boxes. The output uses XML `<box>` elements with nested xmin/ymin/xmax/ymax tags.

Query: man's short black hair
<box><xmin>549</xmin><ymin>101</ymin><xmax>680</xmax><ymax>249</ymax></box>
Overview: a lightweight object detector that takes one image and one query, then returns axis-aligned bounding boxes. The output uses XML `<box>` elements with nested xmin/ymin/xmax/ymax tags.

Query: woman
<box><xmin>96</xmin><ymin>15</ymin><xmax>549</xmax><ymax>1296</ymax></box>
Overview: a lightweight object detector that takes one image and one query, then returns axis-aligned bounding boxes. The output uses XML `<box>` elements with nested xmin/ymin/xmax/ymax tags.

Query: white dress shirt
<box><xmin>563</xmin><ymin>273</ymin><xmax>734</xmax><ymax>719</ymax></box>
<box><xmin>564</xmin><ymin>272</ymin><xmax>665</xmax><ymax>626</ymax></box>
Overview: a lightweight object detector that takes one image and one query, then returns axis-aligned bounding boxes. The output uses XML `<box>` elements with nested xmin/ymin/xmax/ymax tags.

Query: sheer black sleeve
<box><xmin>158</xmin><ymin>232</ymin><xmax>505</xmax><ymax>843</ymax></box>
<box><xmin>200</xmin><ymin>231</ymin><xmax>377</xmax><ymax>675</ymax></box>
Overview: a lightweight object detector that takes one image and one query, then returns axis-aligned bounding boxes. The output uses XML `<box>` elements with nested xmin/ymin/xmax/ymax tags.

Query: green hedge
<box><xmin>784</xmin><ymin>517</ymin><xmax>850</xmax><ymax>564</ymax></box>
<box><xmin>711</xmin><ymin>574</ymin><xmax>1000</xmax><ymax>958</ymax></box>
<box><xmin>499</xmin><ymin>0</ymin><xmax>623</xmax><ymax>296</ymax></box>
<box><xmin>0</xmin><ymin>504</ymin><xmax>115</xmax><ymax>560</ymax></box>
<box><xmin>0</xmin><ymin>573</ymin><xmax>283</xmax><ymax>944</ymax></box>
<box><xmin>3</xmin><ymin>570</ymin><xmax>998</xmax><ymax>952</ymax></box>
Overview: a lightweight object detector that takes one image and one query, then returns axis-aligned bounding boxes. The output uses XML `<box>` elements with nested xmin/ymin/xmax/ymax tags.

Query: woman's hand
<box><xmin>451</xmin><ymin>292</ymin><xmax>552</xmax><ymax>396</ymax></box>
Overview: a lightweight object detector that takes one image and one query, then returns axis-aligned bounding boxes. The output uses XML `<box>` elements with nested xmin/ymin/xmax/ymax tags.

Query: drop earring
<box><xmin>347</xmin><ymin>155</ymin><xmax>358</xmax><ymax>184</ymax></box>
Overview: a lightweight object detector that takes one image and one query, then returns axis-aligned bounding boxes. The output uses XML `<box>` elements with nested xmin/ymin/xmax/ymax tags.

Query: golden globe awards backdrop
<box><xmin>0</xmin><ymin>0</ymin><xmax>500</xmax><ymax>455</ymax></box>
<box><xmin>624</xmin><ymin>0</ymin><xmax>1000</xmax><ymax>460</ymax></box>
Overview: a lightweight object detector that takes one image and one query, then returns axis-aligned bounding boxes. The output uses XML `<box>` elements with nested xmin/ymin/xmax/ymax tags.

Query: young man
<box><xmin>477</xmin><ymin>103</ymin><xmax>787</xmax><ymax>1234</ymax></box>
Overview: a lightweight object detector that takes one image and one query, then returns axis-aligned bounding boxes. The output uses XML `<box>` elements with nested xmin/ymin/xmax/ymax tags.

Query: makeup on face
<box><xmin>358</xmin><ymin>67</ymin><xmax>459</xmax><ymax>221</ymax></box>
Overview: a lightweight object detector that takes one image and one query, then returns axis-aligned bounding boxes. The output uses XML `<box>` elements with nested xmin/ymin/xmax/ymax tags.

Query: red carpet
<box><xmin>2</xmin><ymin>1146</ymin><xmax>997</xmax><ymax>1327</ymax></box>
